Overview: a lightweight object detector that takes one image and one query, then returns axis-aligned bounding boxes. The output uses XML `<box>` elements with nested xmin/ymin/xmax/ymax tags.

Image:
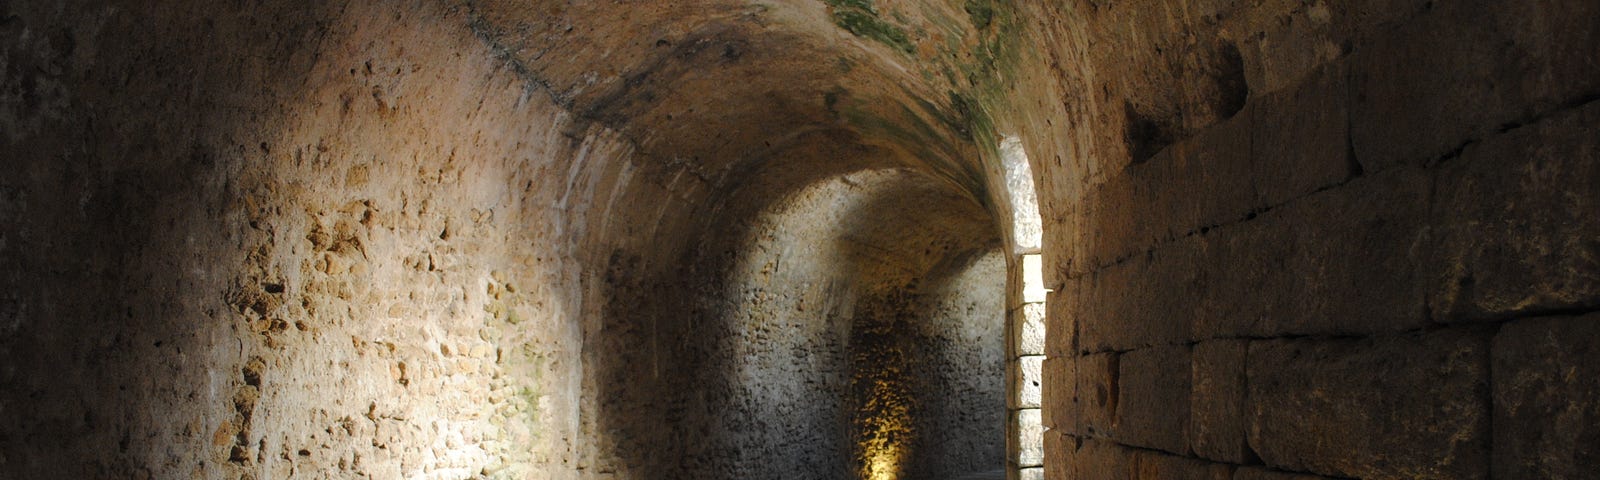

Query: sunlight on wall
<box><xmin>860</xmin><ymin>376</ymin><xmax>910</xmax><ymax>480</ymax></box>
<box><xmin>854</xmin><ymin>328</ymin><xmax>914</xmax><ymax>480</ymax></box>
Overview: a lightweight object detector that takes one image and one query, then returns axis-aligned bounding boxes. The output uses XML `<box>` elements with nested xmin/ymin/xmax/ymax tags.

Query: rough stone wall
<box><xmin>8</xmin><ymin>0</ymin><xmax>1595</xmax><ymax>479</ymax></box>
<box><xmin>587</xmin><ymin>168</ymin><xmax>1007</xmax><ymax>479</ymax></box>
<box><xmin>997</xmin><ymin>0</ymin><xmax>1600</xmax><ymax>479</ymax></box>
<box><xmin>0</xmin><ymin>1</ymin><xmax>676</xmax><ymax>478</ymax></box>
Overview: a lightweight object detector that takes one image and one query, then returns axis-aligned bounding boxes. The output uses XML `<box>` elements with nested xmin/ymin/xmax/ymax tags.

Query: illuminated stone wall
<box><xmin>4</xmin><ymin>0</ymin><xmax>1597</xmax><ymax>479</ymax></box>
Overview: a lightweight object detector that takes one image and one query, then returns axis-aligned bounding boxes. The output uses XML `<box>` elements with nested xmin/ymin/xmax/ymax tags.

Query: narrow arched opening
<box><xmin>1000</xmin><ymin>135</ymin><xmax>1047</xmax><ymax>480</ymax></box>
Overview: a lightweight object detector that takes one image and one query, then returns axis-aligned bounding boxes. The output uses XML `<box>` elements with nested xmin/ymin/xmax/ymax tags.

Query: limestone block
<box><xmin>1065</xmin><ymin>438</ymin><xmax>1135</xmax><ymax>480</ymax></box>
<box><xmin>1074</xmin><ymin>240</ymin><xmax>1201</xmax><ymax>351</ymax></box>
<box><xmin>1233</xmin><ymin>467</ymin><xmax>1341</xmax><ymax>480</ymax></box>
<box><xmin>1350</xmin><ymin>0</ymin><xmax>1600</xmax><ymax>172</ymax></box>
<box><xmin>1013</xmin><ymin>409</ymin><xmax>1044</xmax><ymax>467</ymax></box>
<box><xmin>1135</xmin><ymin>449</ymin><xmax>1234</xmax><ymax>480</ymax></box>
<box><xmin>1067</xmin><ymin>352</ymin><xmax>1118</xmax><ymax>438</ymax></box>
<box><xmin>1113</xmin><ymin>344</ymin><xmax>1191</xmax><ymax>455</ymax></box>
<box><xmin>1044</xmin><ymin>430</ymin><xmax>1072</xmax><ymax>480</ymax></box>
<box><xmin>1194</xmin><ymin>167</ymin><xmax>1431</xmax><ymax>339</ymax></box>
<box><xmin>1429</xmin><ymin>101</ymin><xmax>1600</xmax><ymax>322</ymax></box>
<box><xmin>1041</xmin><ymin>356</ymin><xmax>1075</xmax><ymax>431</ymax></box>
<box><xmin>1019</xmin><ymin>466</ymin><xmax>1043</xmax><ymax>480</ymax></box>
<box><xmin>1011</xmin><ymin>355</ymin><xmax>1043</xmax><ymax>409</ymax></box>
<box><xmin>1189</xmin><ymin>339</ymin><xmax>1250</xmax><ymax>463</ymax></box>
<box><xmin>1492</xmin><ymin>313</ymin><xmax>1600</xmax><ymax>478</ymax></box>
<box><xmin>1013</xmin><ymin>303</ymin><xmax>1046</xmax><ymax>356</ymax></box>
<box><xmin>1078</xmin><ymin>111</ymin><xmax>1254</xmax><ymax>268</ymax></box>
<box><xmin>1251</xmin><ymin>61</ymin><xmax>1351</xmax><ymax>208</ymax></box>
<box><xmin>1247</xmin><ymin>329</ymin><xmax>1489</xmax><ymax>479</ymax></box>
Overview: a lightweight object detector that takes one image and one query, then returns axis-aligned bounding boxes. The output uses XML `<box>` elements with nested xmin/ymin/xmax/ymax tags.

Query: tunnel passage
<box><xmin>587</xmin><ymin>160</ymin><xmax>1008</xmax><ymax>479</ymax></box>
<box><xmin>10</xmin><ymin>0</ymin><xmax>1600</xmax><ymax>479</ymax></box>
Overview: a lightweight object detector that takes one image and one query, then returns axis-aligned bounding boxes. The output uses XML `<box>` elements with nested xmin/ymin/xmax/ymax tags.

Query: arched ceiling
<box><xmin>464</xmin><ymin>0</ymin><xmax>1015</xmax><ymax>202</ymax></box>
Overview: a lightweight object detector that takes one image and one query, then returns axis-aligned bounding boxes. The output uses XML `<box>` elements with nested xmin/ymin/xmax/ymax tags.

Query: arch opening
<box><xmin>1000</xmin><ymin>134</ymin><xmax>1047</xmax><ymax>479</ymax></box>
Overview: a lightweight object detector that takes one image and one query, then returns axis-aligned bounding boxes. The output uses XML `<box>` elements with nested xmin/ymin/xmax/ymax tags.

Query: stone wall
<box><xmin>4</xmin><ymin>0</ymin><xmax>1596</xmax><ymax>478</ymax></box>
<box><xmin>1002</xmin><ymin>1</ymin><xmax>1600</xmax><ymax>478</ymax></box>
<box><xmin>0</xmin><ymin>1</ymin><xmax>669</xmax><ymax>478</ymax></box>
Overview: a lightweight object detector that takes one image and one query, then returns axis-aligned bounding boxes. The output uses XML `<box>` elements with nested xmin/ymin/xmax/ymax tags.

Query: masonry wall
<box><xmin>1000</xmin><ymin>1</ymin><xmax>1600</xmax><ymax>478</ymax></box>
<box><xmin>0</xmin><ymin>1</ymin><xmax>687</xmax><ymax>478</ymax></box>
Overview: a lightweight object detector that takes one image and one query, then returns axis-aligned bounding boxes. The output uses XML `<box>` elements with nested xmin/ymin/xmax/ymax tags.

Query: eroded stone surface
<box><xmin>1493</xmin><ymin>314</ymin><xmax>1600</xmax><ymax>479</ymax></box>
<box><xmin>1247</xmin><ymin>330</ymin><xmax>1490</xmax><ymax>479</ymax></box>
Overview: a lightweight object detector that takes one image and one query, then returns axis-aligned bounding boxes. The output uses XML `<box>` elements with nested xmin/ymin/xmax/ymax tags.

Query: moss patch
<box><xmin>823</xmin><ymin>0</ymin><xmax>916</xmax><ymax>54</ymax></box>
<box><xmin>964</xmin><ymin>0</ymin><xmax>996</xmax><ymax>30</ymax></box>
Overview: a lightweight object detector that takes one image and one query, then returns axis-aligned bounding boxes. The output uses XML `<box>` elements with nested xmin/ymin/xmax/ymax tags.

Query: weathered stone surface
<box><xmin>1233</xmin><ymin>467</ymin><xmax>1342</xmax><ymax>480</ymax></box>
<box><xmin>1251</xmin><ymin>62</ymin><xmax>1353</xmax><ymax>208</ymax></box>
<box><xmin>1015</xmin><ymin>355</ymin><xmax>1043</xmax><ymax>409</ymax></box>
<box><xmin>1014</xmin><ymin>303</ymin><xmax>1047</xmax><ymax>356</ymax></box>
<box><xmin>1041</xmin><ymin>355</ymin><xmax>1075</xmax><ymax>431</ymax></box>
<box><xmin>1135</xmin><ymin>450</ymin><xmax>1235</xmax><ymax>480</ymax></box>
<box><xmin>1020</xmin><ymin>466</ymin><xmax>1044</xmax><ymax>480</ymax></box>
<box><xmin>1067</xmin><ymin>353</ymin><xmax>1119</xmax><ymax>438</ymax></box>
<box><xmin>1430</xmin><ymin>101</ymin><xmax>1600</xmax><ymax>322</ymax></box>
<box><xmin>1044</xmin><ymin>430</ymin><xmax>1072</xmax><ymax>480</ymax></box>
<box><xmin>1071</xmin><ymin>242</ymin><xmax>1201</xmax><ymax>351</ymax></box>
<box><xmin>1063</xmin><ymin>438</ymin><xmax>1136</xmax><ymax>480</ymax></box>
<box><xmin>1076</xmin><ymin>111</ymin><xmax>1255</xmax><ymax>271</ymax></box>
<box><xmin>1350</xmin><ymin>0</ymin><xmax>1600</xmax><ymax>172</ymax></box>
<box><xmin>1247</xmin><ymin>329</ymin><xmax>1490</xmax><ymax>479</ymax></box>
<box><xmin>1114</xmin><ymin>344</ymin><xmax>1191</xmax><ymax>455</ymax></box>
<box><xmin>1078</xmin><ymin>166</ymin><xmax>1430</xmax><ymax>352</ymax></box>
<box><xmin>1044</xmin><ymin>298</ymin><xmax>1074</xmax><ymax>358</ymax></box>
<box><xmin>1195</xmin><ymin>167</ymin><xmax>1432</xmax><ymax>339</ymax></box>
<box><xmin>1190</xmin><ymin>339</ymin><xmax>1250</xmax><ymax>463</ymax></box>
<box><xmin>1492</xmin><ymin>313</ymin><xmax>1600</xmax><ymax>478</ymax></box>
<box><xmin>1013</xmin><ymin>409</ymin><xmax>1044</xmax><ymax>467</ymax></box>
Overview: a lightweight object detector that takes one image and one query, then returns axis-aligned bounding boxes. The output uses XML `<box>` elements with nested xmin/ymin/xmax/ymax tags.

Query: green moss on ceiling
<box><xmin>823</xmin><ymin>0</ymin><xmax>917</xmax><ymax>54</ymax></box>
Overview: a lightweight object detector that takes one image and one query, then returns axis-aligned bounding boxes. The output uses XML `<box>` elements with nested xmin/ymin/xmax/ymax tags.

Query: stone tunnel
<box><xmin>2</xmin><ymin>1</ymin><xmax>1597</xmax><ymax>479</ymax></box>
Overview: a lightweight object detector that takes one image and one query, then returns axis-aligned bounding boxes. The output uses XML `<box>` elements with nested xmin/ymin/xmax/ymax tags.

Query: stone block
<box><xmin>1251</xmin><ymin>61</ymin><xmax>1352</xmax><ymax>208</ymax></box>
<box><xmin>1492</xmin><ymin>313</ymin><xmax>1600</xmax><ymax>478</ymax></box>
<box><xmin>1079</xmin><ymin>111</ymin><xmax>1255</xmax><ymax>268</ymax></box>
<box><xmin>1074</xmin><ymin>239</ymin><xmax>1201</xmax><ymax>351</ymax></box>
<box><xmin>1045</xmin><ymin>291</ymin><xmax>1075</xmax><ymax>357</ymax></box>
<box><xmin>1041</xmin><ymin>356</ymin><xmax>1075</xmax><ymax>431</ymax></box>
<box><xmin>1068</xmin><ymin>438</ymin><xmax>1136</xmax><ymax>480</ymax></box>
<box><xmin>1011</xmin><ymin>355</ymin><xmax>1043</xmax><ymax>409</ymax></box>
<box><xmin>1044</xmin><ymin>430</ymin><xmax>1072</xmax><ymax>480</ymax></box>
<box><xmin>1013</xmin><ymin>303</ymin><xmax>1046</xmax><ymax>356</ymax></box>
<box><xmin>1135</xmin><ymin>450</ymin><xmax>1234</xmax><ymax>480</ymax></box>
<box><xmin>1067</xmin><ymin>352</ymin><xmax>1118</xmax><ymax>438</ymax></box>
<box><xmin>1079</xmin><ymin>165</ymin><xmax>1431</xmax><ymax>352</ymax></box>
<box><xmin>1189</xmin><ymin>339</ymin><xmax>1250</xmax><ymax>463</ymax></box>
<box><xmin>1350</xmin><ymin>0</ymin><xmax>1600</xmax><ymax>172</ymax></box>
<box><xmin>1013</xmin><ymin>408</ymin><xmax>1044</xmax><ymax>467</ymax></box>
<box><xmin>1195</xmin><ymin>167</ymin><xmax>1431</xmax><ymax>339</ymax></box>
<box><xmin>1113</xmin><ymin>345</ymin><xmax>1191</xmax><ymax>455</ymax></box>
<box><xmin>1233</xmin><ymin>467</ymin><xmax>1341</xmax><ymax>480</ymax></box>
<box><xmin>1019</xmin><ymin>466</ymin><xmax>1043</xmax><ymax>480</ymax></box>
<box><xmin>1246</xmin><ymin>329</ymin><xmax>1490</xmax><ymax>479</ymax></box>
<box><xmin>1429</xmin><ymin>101</ymin><xmax>1600</xmax><ymax>322</ymax></box>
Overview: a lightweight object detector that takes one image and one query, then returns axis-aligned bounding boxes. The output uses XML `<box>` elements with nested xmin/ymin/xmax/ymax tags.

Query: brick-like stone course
<box><xmin>1041</xmin><ymin>355</ymin><xmax>1075</xmax><ymax>431</ymax></box>
<box><xmin>1250</xmin><ymin>62</ymin><xmax>1353</xmax><ymax>208</ymax></box>
<box><xmin>1233</xmin><ymin>467</ymin><xmax>1342</xmax><ymax>480</ymax></box>
<box><xmin>1074</xmin><ymin>166</ymin><xmax>1431</xmax><ymax>352</ymax></box>
<box><xmin>1066</xmin><ymin>352</ymin><xmax>1119</xmax><ymax>438</ymax></box>
<box><xmin>1189</xmin><ymin>339</ymin><xmax>1250</xmax><ymax>464</ymax></box>
<box><xmin>1492</xmin><ymin>313</ymin><xmax>1600</xmax><ymax>479</ymax></box>
<box><xmin>1350</xmin><ymin>0</ymin><xmax>1600</xmax><ymax>173</ymax></box>
<box><xmin>1135</xmin><ymin>450</ymin><xmax>1235</xmax><ymax>480</ymax></box>
<box><xmin>1429</xmin><ymin>101</ymin><xmax>1600</xmax><ymax>322</ymax></box>
<box><xmin>1114</xmin><ymin>345</ymin><xmax>1192</xmax><ymax>455</ymax></box>
<box><xmin>1246</xmin><ymin>329</ymin><xmax>1490</xmax><ymax>479</ymax></box>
